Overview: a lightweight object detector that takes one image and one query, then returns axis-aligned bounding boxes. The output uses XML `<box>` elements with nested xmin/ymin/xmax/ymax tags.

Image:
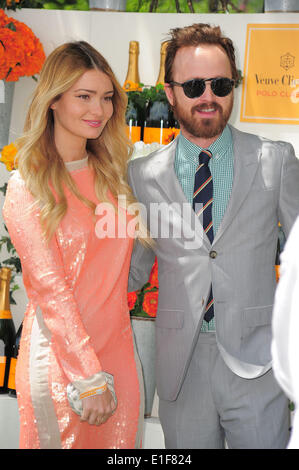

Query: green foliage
<box><xmin>126</xmin><ymin>0</ymin><xmax>210</xmax><ymax>12</ymax></box>
<box><xmin>1</xmin><ymin>0</ymin><xmax>264</xmax><ymax>11</ymax></box>
<box><xmin>126</xmin><ymin>0</ymin><xmax>264</xmax><ymax>13</ymax></box>
<box><xmin>129</xmin><ymin>282</ymin><xmax>158</xmax><ymax>318</ymax></box>
<box><xmin>0</xmin><ymin>0</ymin><xmax>44</xmax><ymax>9</ymax></box>
<box><xmin>42</xmin><ymin>0</ymin><xmax>89</xmax><ymax>9</ymax></box>
<box><xmin>0</xmin><ymin>0</ymin><xmax>89</xmax><ymax>9</ymax></box>
<box><xmin>235</xmin><ymin>69</ymin><xmax>243</xmax><ymax>88</ymax></box>
<box><xmin>127</xmin><ymin>83</ymin><xmax>167</xmax><ymax>109</ymax></box>
<box><xmin>0</xmin><ymin>183</ymin><xmax>7</xmax><ymax>196</ymax></box>
<box><xmin>289</xmin><ymin>401</ymin><xmax>295</xmax><ymax>412</ymax></box>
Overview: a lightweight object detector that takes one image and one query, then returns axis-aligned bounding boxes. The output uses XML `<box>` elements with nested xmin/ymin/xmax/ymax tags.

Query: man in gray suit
<box><xmin>128</xmin><ymin>23</ymin><xmax>299</xmax><ymax>448</ymax></box>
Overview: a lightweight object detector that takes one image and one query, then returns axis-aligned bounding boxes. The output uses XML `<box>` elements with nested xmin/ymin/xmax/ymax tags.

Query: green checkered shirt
<box><xmin>174</xmin><ymin>126</ymin><xmax>234</xmax><ymax>332</ymax></box>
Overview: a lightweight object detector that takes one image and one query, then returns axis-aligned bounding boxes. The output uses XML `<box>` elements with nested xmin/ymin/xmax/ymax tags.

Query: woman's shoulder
<box><xmin>7</xmin><ymin>169</ymin><xmax>25</xmax><ymax>187</ymax></box>
<box><xmin>4</xmin><ymin>170</ymin><xmax>35</xmax><ymax>210</ymax></box>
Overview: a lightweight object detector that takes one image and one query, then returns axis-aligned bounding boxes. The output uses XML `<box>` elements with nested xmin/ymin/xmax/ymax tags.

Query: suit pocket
<box><xmin>242</xmin><ymin>304</ymin><xmax>273</xmax><ymax>328</ymax></box>
<box><xmin>156</xmin><ymin>309</ymin><xmax>184</xmax><ymax>329</ymax></box>
<box><xmin>241</xmin><ymin>305</ymin><xmax>273</xmax><ymax>364</ymax></box>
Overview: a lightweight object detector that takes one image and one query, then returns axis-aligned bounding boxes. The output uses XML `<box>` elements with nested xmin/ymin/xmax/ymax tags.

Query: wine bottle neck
<box><xmin>0</xmin><ymin>268</ymin><xmax>11</xmax><ymax>313</ymax></box>
<box><xmin>156</xmin><ymin>41</ymin><xmax>169</xmax><ymax>86</ymax></box>
<box><xmin>125</xmin><ymin>53</ymin><xmax>140</xmax><ymax>84</ymax></box>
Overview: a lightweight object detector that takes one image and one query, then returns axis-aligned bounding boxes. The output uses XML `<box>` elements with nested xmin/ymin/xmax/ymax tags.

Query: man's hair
<box><xmin>164</xmin><ymin>23</ymin><xmax>238</xmax><ymax>83</ymax></box>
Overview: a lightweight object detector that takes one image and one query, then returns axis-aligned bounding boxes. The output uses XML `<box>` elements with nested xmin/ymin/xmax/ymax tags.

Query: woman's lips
<box><xmin>84</xmin><ymin>120</ymin><xmax>102</xmax><ymax>128</ymax></box>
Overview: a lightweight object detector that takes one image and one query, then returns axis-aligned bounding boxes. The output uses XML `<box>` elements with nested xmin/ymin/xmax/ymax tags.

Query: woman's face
<box><xmin>50</xmin><ymin>69</ymin><xmax>114</xmax><ymax>145</ymax></box>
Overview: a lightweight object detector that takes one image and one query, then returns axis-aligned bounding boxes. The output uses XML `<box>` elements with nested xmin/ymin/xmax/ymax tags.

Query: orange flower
<box><xmin>127</xmin><ymin>291</ymin><xmax>138</xmax><ymax>310</ymax></box>
<box><xmin>6</xmin><ymin>0</ymin><xmax>20</xmax><ymax>5</ymax></box>
<box><xmin>0</xmin><ymin>9</ymin><xmax>7</xmax><ymax>26</ymax></box>
<box><xmin>123</xmin><ymin>80</ymin><xmax>142</xmax><ymax>92</ymax></box>
<box><xmin>0</xmin><ymin>142</ymin><xmax>18</xmax><ymax>171</ymax></box>
<box><xmin>148</xmin><ymin>258</ymin><xmax>159</xmax><ymax>288</ymax></box>
<box><xmin>0</xmin><ymin>9</ymin><xmax>45</xmax><ymax>81</ymax></box>
<box><xmin>165</xmin><ymin>128</ymin><xmax>180</xmax><ymax>144</ymax></box>
<box><xmin>142</xmin><ymin>291</ymin><xmax>158</xmax><ymax>318</ymax></box>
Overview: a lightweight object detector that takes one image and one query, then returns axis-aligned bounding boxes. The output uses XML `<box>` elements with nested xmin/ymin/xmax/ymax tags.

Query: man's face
<box><xmin>165</xmin><ymin>45</ymin><xmax>234</xmax><ymax>146</ymax></box>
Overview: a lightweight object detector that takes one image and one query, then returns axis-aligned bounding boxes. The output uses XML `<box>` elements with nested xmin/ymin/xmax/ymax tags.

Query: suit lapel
<box><xmin>150</xmin><ymin>139</ymin><xmax>211</xmax><ymax>247</ymax></box>
<box><xmin>213</xmin><ymin>126</ymin><xmax>260</xmax><ymax>245</ymax></box>
<box><xmin>150</xmin><ymin>139</ymin><xmax>187</xmax><ymax>206</ymax></box>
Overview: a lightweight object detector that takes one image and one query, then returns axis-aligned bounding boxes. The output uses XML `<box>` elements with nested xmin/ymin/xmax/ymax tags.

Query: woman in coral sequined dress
<box><xmin>3</xmin><ymin>42</ymin><xmax>150</xmax><ymax>449</ymax></box>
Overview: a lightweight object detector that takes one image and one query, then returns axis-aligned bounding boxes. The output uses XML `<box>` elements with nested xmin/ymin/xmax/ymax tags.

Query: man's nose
<box><xmin>200</xmin><ymin>81</ymin><xmax>215</xmax><ymax>100</ymax></box>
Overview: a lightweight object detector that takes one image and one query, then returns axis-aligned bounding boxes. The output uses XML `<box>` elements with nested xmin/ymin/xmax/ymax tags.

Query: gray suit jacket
<box><xmin>128</xmin><ymin>125</ymin><xmax>299</xmax><ymax>402</ymax></box>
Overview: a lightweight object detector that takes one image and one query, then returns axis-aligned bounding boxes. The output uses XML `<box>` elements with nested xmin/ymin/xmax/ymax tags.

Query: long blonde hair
<box><xmin>16</xmin><ymin>41</ymin><xmax>151</xmax><ymax>246</ymax></box>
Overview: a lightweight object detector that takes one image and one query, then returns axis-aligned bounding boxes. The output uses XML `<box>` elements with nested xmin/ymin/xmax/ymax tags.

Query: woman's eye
<box><xmin>77</xmin><ymin>94</ymin><xmax>90</xmax><ymax>100</ymax></box>
<box><xmin>104</xmin><ymin>96</ymin><xmax>113</xmax><ymax>102</ymax></box>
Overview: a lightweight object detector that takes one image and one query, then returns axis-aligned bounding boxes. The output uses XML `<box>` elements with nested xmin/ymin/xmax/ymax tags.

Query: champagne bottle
<box><xmin>124</xmin><ymin>41</ymin><xmax>143</xmax><ymax>143</ymax></box>
<box><xmin>123</xmin><ymin>41</ymin><xmax>141</xmax><ymax>92</ymax></box>
<box><xmin>143</xmin><ymin>41</ymin><xmax>180</xmax><ymax>145</ymax></box>
<box><xmin>0</xmin><ymin>267</ymin><xmax>16</xmax><ymax>394</ymax></box>
<box><xmin>8</xmin><ymin>321</ymin><xmax>22</xmax><ymax>397</ymax></box>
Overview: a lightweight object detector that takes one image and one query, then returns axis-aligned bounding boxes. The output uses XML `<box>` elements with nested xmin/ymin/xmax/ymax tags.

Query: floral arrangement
<box><xmin>0</xmin><ymin>142</ymin><xmax>21</xmax><ymax>303</ymax></box>
<box><xmin>128</xmin><ymin>257</ymin><xmax>159</xmax><ymax>319</ymax></box>
<box><xmin>0</xmin><ymin>8</ymin><xmax>45</xmax><ymax>81</ymax></box>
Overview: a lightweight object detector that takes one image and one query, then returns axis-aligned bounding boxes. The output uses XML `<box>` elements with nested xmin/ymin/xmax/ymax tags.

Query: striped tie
<box><xmin>193</xmin><ymin>149</ymin><xmax>214</xmax><ymax>322</ymax></box>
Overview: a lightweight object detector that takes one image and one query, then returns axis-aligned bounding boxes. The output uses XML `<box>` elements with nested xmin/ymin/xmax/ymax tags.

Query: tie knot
<box><xmin>198</xmin><ymin>149</ymin><xmax>212</xmax><ymax>165</ymax></box>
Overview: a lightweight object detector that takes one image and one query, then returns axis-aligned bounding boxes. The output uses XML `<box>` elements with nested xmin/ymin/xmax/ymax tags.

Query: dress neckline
<box><xmin>64</xmin><ymin>156</ymin><xmax>89</xmax><ymax>172</ymax></box>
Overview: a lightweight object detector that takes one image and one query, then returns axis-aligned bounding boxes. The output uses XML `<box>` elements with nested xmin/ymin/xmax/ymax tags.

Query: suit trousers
<box><xmin>158</xmin><ymin>332</ymin><xmax>289</xmax><ymax>449</ymax></box>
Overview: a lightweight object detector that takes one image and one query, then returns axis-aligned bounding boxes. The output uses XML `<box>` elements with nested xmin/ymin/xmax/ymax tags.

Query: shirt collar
<box><xmin>177</xmin><ymin>125</ymin><xmax>232</xmax><ymax>164</ymax></box>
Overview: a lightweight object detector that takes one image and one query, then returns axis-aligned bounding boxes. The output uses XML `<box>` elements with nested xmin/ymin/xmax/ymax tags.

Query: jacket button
<box><xmin>209</xmin><ymin>250</ymin><xmax>217</xmax><ymax>259</ymax></box>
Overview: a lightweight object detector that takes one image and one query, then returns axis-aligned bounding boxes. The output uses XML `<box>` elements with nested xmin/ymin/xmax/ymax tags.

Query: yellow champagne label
<box><xmin>241</xmin><ymin>24</ymin><xmax>299</xmax><ymax>125</ymax></box>
<box><xmin>0</xmin><ymin>310</ymin><xmax>12</xmax><ymax>319</ymax></box>
<box><xmin>0</xmin><ymin>357</ymin><xmax>6</xmax><ymax>387</ymax></box>
<box><xmin>143</xmin><ymin>127</ymin><xmax>180</xmax><ymax>145</ymax></box>
<box><xmin>8</xmin><ymin>357</ymin><xmax>16</xmax><ymax>390</ymax></box>
<box><xmin>126</xmin><ymin>126</ymin><xmax>141</xmax><ymax>144</ymax></box>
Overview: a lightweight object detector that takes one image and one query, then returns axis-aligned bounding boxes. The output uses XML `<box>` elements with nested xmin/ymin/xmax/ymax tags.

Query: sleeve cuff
<box><xmin>72</xmin><ymin>371</ymin><xmax>108</xmax><ymax>396</ymax></box>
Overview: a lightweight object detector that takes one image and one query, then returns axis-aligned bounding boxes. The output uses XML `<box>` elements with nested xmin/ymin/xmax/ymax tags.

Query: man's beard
<box><xmin>172</xmin><ymin>96</ymin><xmax>233</xmax><ymax>140</ymax></box>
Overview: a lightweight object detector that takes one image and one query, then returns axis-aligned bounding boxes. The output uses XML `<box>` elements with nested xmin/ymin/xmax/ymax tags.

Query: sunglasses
<box><xmin>169</xmin><ymin>77</ymin><xmax>235</xmax><ymax>99</ymax></box>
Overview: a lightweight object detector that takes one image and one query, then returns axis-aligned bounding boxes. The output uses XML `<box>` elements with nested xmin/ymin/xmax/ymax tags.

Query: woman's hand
<box><xmin>80</xmin><ymin>388</ymin><xmax>117</xmax><ymax>426</ymax></box>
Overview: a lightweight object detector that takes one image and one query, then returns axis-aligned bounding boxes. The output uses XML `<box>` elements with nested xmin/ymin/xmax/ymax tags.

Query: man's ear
<box><xmin>164</xmin><ymin>83</ymin><xmax>174</xmax><ymax>107</ymax></box>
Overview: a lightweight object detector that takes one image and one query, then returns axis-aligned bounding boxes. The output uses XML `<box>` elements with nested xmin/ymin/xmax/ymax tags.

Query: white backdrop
<box><xmin>0</xmin><ymin>10</ymin><xmax>298</xmax><ymax>448</ymax></box>
<box><xmin>1</xmin><ymin>8</ymin><xmax>299</xmax><ymax>328</ymax></box>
